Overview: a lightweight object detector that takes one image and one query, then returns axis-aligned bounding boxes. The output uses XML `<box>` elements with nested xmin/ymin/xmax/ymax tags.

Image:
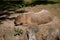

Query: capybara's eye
<box><xmin>20</xmin><ymin>23</ymin><xmax>23</xmax><ymax>25</ymax></box>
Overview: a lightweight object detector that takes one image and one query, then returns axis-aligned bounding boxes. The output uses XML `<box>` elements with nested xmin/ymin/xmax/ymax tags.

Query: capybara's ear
<box><xmin>17</xmin><ymin>14</ymin><xmax>23</xmax><ymax>18</ymax></box>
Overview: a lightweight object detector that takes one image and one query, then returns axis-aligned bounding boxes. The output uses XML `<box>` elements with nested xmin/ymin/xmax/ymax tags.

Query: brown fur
<box><xmin>15</xmin><ymin>10</ymin><xmax>53</xmax><ymax>25</ymax></box>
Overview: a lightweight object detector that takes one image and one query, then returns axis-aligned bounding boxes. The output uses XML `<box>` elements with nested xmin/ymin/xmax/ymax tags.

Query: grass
<box><xmin>14</xmin><ymin>28</ymin><xmax>23</xmax><ymax>36</ymax></box>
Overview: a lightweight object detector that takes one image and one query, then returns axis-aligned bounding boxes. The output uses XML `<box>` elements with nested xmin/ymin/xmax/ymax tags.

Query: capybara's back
<box><xmin>14</xmin><ymin>10</ymin><xmax>53</xmax><ymax>26</ymax></box>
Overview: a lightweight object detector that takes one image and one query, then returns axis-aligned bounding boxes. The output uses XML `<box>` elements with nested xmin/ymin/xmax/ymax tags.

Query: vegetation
<box><xmin>0</xmin><ymin>0</ymin><xmax>60</xmax><ymax>10</ymax></box>
<box><xmin>14</xmin><ymin>28</ymin><xmax>23</xmax><ymax>36</ymax></box>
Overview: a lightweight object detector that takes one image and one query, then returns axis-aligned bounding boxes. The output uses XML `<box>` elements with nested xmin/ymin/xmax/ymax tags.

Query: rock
<box><xmin>26</xmin><ymin>25</ymin><xmax>39</xmax><ymax>40</ymax></box>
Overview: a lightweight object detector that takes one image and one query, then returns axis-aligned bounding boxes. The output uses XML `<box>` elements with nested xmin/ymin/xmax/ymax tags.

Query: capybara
<box><xmin>14</xmin><ymin>10</ymin><xmax>53</xmax><ymax>26</ymax></box>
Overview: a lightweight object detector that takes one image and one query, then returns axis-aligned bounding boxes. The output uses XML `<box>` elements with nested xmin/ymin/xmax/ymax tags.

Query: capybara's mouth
<box><xmin>14</xmin><ymin>21</ymin><xmax>23</xmax><ymax>26</ymax></box>
<box><xmin>20</xmin><ymin>23</ymin><xmax>23</xmax><ymax>25</ymax></box>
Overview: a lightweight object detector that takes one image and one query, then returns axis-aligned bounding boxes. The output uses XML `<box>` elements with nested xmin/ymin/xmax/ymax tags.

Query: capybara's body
<box><xmin>15</xmin><ymin>10</ymin><xmax>53</xmax><ymax>25</ymax></box>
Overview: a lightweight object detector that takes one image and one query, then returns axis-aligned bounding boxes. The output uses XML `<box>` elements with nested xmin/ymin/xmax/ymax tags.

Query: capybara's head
<box><xmin>14</xmin><ymin>14</ymin><xmax>31</xmax><ymax>26</ymax></box>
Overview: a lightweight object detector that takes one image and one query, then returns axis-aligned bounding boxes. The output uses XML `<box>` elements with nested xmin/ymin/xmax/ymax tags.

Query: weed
<box><xmin>14</xmin><ymin>28</ymin><xmax>23</xmax><ymax>36</ymax></box>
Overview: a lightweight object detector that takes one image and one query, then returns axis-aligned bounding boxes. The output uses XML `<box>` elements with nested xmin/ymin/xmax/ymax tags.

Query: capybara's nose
<box><xmin>20</xmin><ymin>23</ymin><xmax>23</xmax><ymax>25</ymax></box>
<box><xmin>14</xmin><ymin>21</ymin><xmax>19</xmax><ymax>26</ymax></box>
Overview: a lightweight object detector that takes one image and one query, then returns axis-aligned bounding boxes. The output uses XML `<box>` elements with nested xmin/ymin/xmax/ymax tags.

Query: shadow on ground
<box><xmin>29</xmin><ymin>1</ymin><xmax>59</xmax><ymax>6</ymax></box>
<box><xmin>0</xmin><ymin>1</ymin><xmax>59</xmax><ymax>10</ymax></box>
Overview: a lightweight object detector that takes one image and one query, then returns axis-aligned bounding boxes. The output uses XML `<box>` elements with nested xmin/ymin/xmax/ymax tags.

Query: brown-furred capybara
<box><xmin>14</xmin><ymin>10</ymin><xmax>53</xmax><ymax>26</ymax></box>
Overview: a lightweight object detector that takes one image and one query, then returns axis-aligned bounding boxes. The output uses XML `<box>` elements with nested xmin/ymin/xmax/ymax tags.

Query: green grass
<box><xmin>14</xmin><ymin>28</ymin><xmax>23</xmax><ymax>36</ymax></box>
<box><xmin>49</xmin><ymin>0</ymin><xmax>60</xmax><ymax>2</ymax></box>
